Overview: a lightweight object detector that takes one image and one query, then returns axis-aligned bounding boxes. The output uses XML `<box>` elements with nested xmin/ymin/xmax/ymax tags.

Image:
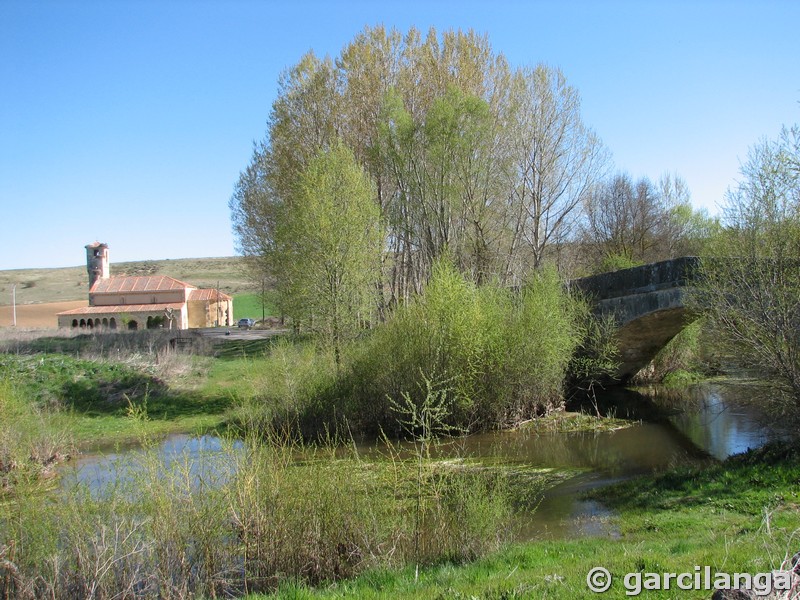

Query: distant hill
<box><xmin>0</xmin><ymin>256</ymin><xmax>254</xmax><ymax>306</ymax></box>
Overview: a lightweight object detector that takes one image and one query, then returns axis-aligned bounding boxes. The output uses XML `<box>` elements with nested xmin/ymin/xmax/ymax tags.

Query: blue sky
<box><xmin>1</xmin><ymin>0</ymin><xmax>798</xmax><ymax>271</ymax></box>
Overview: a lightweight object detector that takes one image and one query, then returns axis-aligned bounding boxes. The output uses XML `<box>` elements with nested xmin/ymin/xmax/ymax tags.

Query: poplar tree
<box><xmin>272</xmin><ymin>143</ymin><xmax>382</xmax><ymax>367</ymax></box>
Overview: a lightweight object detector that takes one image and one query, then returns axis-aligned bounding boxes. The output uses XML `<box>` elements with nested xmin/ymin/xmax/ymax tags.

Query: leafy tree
<box><xmin>272</xmin><ymin>143</ymin><xmax>382</xmax><ymax>367</ymax></box>
<box><xmin>695</xmin><ymin>125</ymin><xmax>800</xmax><ymax>405</ymax></box>
<box><xmin>231</xmin><ymin>26</ymin><xmax>607</xmax><ymax>306</ymax></box>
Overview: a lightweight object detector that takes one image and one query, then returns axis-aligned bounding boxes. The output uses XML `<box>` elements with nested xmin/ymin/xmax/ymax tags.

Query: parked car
<box><xmin>238</xmin><ymin>318</ymin><xmax>255</xmax><ymax>329</ymax></box>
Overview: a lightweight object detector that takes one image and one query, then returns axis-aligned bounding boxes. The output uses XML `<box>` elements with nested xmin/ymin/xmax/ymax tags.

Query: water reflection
<box><xmin>62</xmin><ymin>434</ymin><xmax>243</xmax><ymax>495</ymax></box>
<box><xmin>60</xmin><ymin>382</ymin><xmax>789</xmax><ymax>540</ymax></box>
<box><xmin>658</xmin><ymin>384</ymin><xmax>791</xmax><ymax>460</ymax></box>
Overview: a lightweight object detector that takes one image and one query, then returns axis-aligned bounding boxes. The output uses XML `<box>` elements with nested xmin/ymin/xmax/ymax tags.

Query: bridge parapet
<box><xmin>571</xmin><ymin>256</ymin><xmax>700</xmax><ymax>301</ymax></box>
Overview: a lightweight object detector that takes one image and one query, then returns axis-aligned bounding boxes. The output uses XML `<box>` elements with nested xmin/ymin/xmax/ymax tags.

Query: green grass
<box><xmin>662</xmin><ymin>368</ymin><xmax>706</xmax><ymax>387</ymax></box>
<box><xmin>233</xmin><ymin>292</ymin><xmax>278</xmax><ymax>321</ymax></box>
<box><xmin>251</xmin><ymin>442</ymin><xmax>800</xmax><ymax>599</ymax></box>
<box><xmin>0</xmin><ymin>353</ymin><xmax>232</xmax><ymax>449</ymax></box>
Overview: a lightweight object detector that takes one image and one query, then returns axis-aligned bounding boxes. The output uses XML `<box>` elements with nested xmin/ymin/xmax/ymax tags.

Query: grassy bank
<box><xmin>0</xmin><ymin>430</ymin><xmax>573</xmax><ymax>598</ymax></box>
<box><xmin>250</xmin><ymin>442</ymin><xmax>800</xmax><ymax>599</ymax></box>
<box><xmin>0</xmin><ymin>330</ymin><xmax>238</xmax><ymax>451</ymax></box>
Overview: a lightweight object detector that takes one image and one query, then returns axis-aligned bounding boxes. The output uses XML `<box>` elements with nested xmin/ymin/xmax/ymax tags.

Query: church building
<box><xmin>57</xmin><ymin>242</ymin><xmax>233</xmax><ymax>330</ymax></box>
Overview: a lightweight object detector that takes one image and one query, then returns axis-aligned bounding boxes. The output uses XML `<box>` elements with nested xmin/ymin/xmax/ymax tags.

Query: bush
<box><xmin>337</xmin><ymin>261</ymin><xmax>584</xmax><ymax>434</ymax></box>
<box><xmin>230</xmin><ymin>338</ymin><xmax>339</xmax><ymax>439</ymax></box>
<box><xmin>230</xmin><ymin>260</ymin><xmax>608</xmax><ymax>439</ymax></box>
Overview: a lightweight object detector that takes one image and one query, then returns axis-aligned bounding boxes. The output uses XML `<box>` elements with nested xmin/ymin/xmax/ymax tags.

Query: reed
<box><xmin>0</xmin><ymin>428</ymin><xmax>514</xmax><ymax>598</ymax></box>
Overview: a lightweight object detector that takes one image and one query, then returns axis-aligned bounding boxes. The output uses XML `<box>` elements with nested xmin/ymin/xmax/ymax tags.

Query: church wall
<box><xmin>187</xmin><ymin>299</ymin><xmax>233</xmax><ymax>328</ymax></box>
<box><xmin>92</xmin><ymin>290</ymin><xmax>187</xmax><ymax>306</ymax></box>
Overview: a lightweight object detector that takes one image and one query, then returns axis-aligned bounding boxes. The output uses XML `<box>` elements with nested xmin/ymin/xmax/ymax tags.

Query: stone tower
<box><xmin>85</xmin><ymin>242</ymin><xmax>110</xmax><ymax>290</ymax></box>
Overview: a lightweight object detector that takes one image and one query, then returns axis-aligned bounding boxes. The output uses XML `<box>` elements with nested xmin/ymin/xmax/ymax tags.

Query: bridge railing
<box><xmin>569</xmin><ymin>257</ymin><xmax>700</xmax><ymax>301</ymax></box>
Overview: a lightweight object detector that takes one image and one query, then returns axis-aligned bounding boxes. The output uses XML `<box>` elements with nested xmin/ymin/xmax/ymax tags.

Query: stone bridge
<box><xmin>571</xmin><ymin>257</ymin><xmax>700</xmax><ymax>380</ymax></box>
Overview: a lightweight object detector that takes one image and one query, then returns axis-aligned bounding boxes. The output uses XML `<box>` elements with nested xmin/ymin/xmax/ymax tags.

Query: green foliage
<box><xmin>0</xmin><ymin>380</ymin><xmax>72</xmax><ymax>489</ymax></box>
<box><xmin>567</xmin><ymin>307</ymin><xmax>619</xmax><ymax>397</ymax></box>
<box><xmin>227</xmin><ymin>260</ymin><xmax>596</xmax><ymax>438</ymax></box>
<box><xmin>661</xmin><ymin>369</ymin><xmax>704</xmax><ymax>387</ymax></box>
<box><xmin>634</xmin><ymin>320</ymin><xmax>707</xmax><ymax>384</ymax></box>
<box><xmin>667</xmin><ymin>202</ymin><xmax>720</xmax><ymax>256</ymax></box>
<box><xmin>599</xmin><ymin>252</ymin><xmax>641</xmax><ymax>272</ymax></box>
<box><xmin>340</xmin><ymin>261</ymin><xmax>584</xmax><ymax>434</ymax></box>
<box><xmin>230</xmin><ymin>338</ymin><xmax>338</xmax><ymax>438</ymax></box>
<box><xmin>378</xmin><ymin>85</ymin><xmax>501</xmax><ymax>280</ymax></box>
<box><xmin>271</xmin><ymin>142</ymin><xmax>382</xmax><ymax>365</ymax></box>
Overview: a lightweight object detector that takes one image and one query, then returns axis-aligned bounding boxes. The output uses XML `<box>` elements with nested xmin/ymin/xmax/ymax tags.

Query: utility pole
<box><xmin>11</xmin><ymin>284</ymin><xmax>16</xmax><ymax>327</ymax></box>
<box><xmin>216</xmin><ymin>280</ymin><xmax>221</xmax><ymax>327</ymax></box>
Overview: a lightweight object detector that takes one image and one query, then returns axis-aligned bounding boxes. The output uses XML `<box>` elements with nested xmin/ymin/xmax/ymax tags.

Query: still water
<box><xmin>62</xmin><ymin>382</ymin><xmax>791</xmax><ymax>540</ymax></box>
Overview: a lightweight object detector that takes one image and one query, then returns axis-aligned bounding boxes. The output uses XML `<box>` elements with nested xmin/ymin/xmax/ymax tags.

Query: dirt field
<box><xmin>0</xmin><ymin>256</ymin><xmax>252</xmax><ymax>306</ymax></box>
<box><xmin>0</xmin><ymin>300</ymin><xmax>88</xmax><ymax>329</ymax></box>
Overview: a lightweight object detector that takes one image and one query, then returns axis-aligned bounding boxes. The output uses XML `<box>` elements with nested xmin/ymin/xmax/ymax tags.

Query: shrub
<box><xmin>0</xmin><ymin>381</ymin><xmax>72</xmax><ymax>489</ymax></box>
<box><xmin>230</xmin><ymin>338</ymin><xmax>338</xmax><ymax>439</ymax></box>
<box><xmin>338</xmin><ymin>261</ymin><xmax>584</xmax><ymax>434</ymax></box>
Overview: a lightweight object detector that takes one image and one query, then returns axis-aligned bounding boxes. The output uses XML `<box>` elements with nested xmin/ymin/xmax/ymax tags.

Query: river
<box><xmin>61</xmin><ymin>381</ymin><xmax>791</xmax><ymax>540</ymax></box>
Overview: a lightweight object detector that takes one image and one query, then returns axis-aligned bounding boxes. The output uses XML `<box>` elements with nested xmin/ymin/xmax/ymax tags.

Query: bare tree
<box><xmin>695</xmin><ymin>125</ymin><xmax>800</xmax><ymax>405</ymax></box>
<box><xmin>505</xmin><ymin>65</ymin><xmax>609</xmax><ymax>277</ymax></box>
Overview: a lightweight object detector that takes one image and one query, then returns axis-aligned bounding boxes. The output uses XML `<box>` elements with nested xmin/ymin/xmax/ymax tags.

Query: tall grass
<box><xmin>0</xmin><ymin>380</ymin><xmax>72</xmax><ymax>490</ymax></box>
<box><xmin>0</xmin><ymin>430</ymin><xmax>514</xmax><ymax>598</ymax></box>
<box><xmin>229</xmin><ymin>338</ymin><xmax>338</xmax><ymax>439</ymax></box>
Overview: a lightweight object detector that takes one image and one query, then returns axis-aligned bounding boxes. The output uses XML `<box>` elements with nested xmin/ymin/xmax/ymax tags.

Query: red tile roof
<box><xmin>90</xmin><ymin>276</ymin><xmax>195</xmax><ymax>294</ymax></box>
<box><xmin>188</xmin><ymin>288</ymin><xmax>232</xmax><ymax>301</ymax></box>
<box><xmin>57</xmin><ymin>303</ymin><xmax>185</xmax><ymax>316</ymax></box>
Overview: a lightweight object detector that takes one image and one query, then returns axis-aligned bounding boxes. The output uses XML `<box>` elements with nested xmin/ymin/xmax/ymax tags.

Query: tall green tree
<box><xmin>230</xmin><ymin>26</ymin><xmax>608</xmax><ymax>308</ymax></box>
<box><xmin>273</xmin><ymin>143</ymin><xmax>382</xmax><ymax>367</ymax></box>
<box><xmin>695</xmin><ymin>125</ymin><xmax>800</xmax><ymax>405</ymax></box>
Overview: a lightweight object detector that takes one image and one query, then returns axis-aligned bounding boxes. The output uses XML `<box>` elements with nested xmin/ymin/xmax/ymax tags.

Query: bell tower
<box><xmin>85</xmin><ymin>242</ymin><xmax>110</xmax><ymax>290</ymax></box>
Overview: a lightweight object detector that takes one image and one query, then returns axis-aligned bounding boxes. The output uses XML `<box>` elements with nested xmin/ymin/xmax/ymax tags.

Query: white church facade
<box><xmin>57</xmin><ymin>242</ymin><xmax>233</xmax><ymax>330</ymax></box>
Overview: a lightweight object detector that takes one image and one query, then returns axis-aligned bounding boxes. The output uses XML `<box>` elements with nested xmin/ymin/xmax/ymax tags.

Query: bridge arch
<box><xmin>571</xmin><ymin>257</ymin><xmax>699</xmax><ymax>380</ymax></box>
